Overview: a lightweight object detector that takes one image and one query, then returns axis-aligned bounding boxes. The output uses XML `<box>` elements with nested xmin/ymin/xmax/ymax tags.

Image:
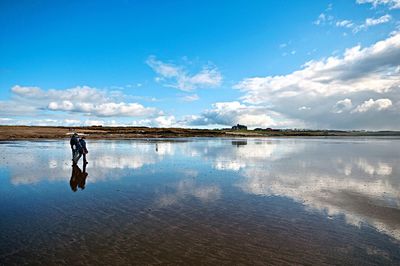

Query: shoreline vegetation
<box><xmin>1</xmin><ymin>125</ymin><xmax>400</xmax><ymax>140</ymax></box>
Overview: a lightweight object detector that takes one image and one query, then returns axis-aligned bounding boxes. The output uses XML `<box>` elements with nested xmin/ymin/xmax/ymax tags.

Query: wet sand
<box><xmin>1</xmin><ymin>138</ymin><xmax>399</xmax><ymax>265</ymax></box>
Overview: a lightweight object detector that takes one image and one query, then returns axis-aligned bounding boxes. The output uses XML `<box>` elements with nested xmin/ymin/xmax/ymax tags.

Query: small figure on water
<box><xmin>70</xmin><ymin>132</ymin><xmax>81</xmax><ymax>165</ymax></box>
<box><xmin>77</xmin><ymin>136</ymin><xmax>89</xmax><ymax>164</ymax></box>
<box><xmin>69</xmin><ymin>133</ymin><xmax>89</xmax><ymax>165</ymax></box>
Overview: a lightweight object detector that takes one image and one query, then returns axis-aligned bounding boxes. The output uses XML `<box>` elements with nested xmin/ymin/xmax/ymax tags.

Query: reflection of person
<box><xmin>69</xmin><ymin>163</ymin><xmax>88</xmax><ymax>192</ymax></box>
<box><xmin>70</xmin><ymin>133</ymin><xmax>82</xmax><ymax>164</ymax></box>
<box><xmin>75</xmin><ymin>136</ymin><xmax>88</xmax><ymax>164</ymax></box>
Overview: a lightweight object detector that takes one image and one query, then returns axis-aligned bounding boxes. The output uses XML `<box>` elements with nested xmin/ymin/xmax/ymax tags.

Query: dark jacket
<box><xmin>70</xmin><ymin>135</ymin><xmax>80</xmax><ymax>149</ymax></box>
<box><xmin>79</xmin><ymin>139</ymin><xmax>88</xmax><ymax>154</ymax></box>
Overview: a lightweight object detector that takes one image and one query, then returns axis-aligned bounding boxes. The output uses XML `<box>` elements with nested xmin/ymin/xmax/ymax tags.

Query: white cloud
<box><xmin>0</xmin><ymin>118</ymin><xmax>12</xmax><ymax>123</ymax></box>
<box><xmin>146</xmin><ymin>56</ymin><xmax>222</xmax><ymax>91</ymax></box>
<box><xmin>11</xmin><ymin>85</ymin><xmax>42</xmax><ymax>97</ymax></box>
<box><xmin>48</xmin><ymin>101</ymin><xmax>157</xmax><ymax>117</ymax></box>
<box><xmin>314</xmin><ymin>13</ymin><xmax>326</xmax><ymax>25</ymax></box>
<box><xmin>2</xmin><ymin>85</ymin><xmax>160</xmax><ymax>119</ymax></box>
<box><xmin>356</xmin><ymin>0</ymin><xmax>400</xmax><ymax>9</ymax></box>
<box><xmin>181</xmin><ymin>94</ymin><xmax>200</xmax><ymax>102</ymax></box>
<box><xmin>352</xmin><ymin>98</ymin><xmax>392</xmax><ymax>112</ymax></box>
<box><xmin>313</xmin><ymin>12</ymin><xmax>334</xmax><ymax>26</ymax></box>
<box><xmin>332</xmin><ymin>98</ymin><xmax>353</xmax><ymax>113</ymax></box>
<box><xmin>12</xmin><ymin>85</ymin><xmax>108</xmax><ymax>102</ymax></box>
<box><xmin>0</xmin><ymin>100</ymin><xmax>37</xmax><ymax>116</ymax></box>
<box><xmin>185</xmin><ymin>101</ymin><xmax>304</xmax><ymax>128</ymax></box>
<box><xmin>366</xmin><ymin>14</ymin><xmax>392</xmax><ymax>26</ymax></box>
<box><xmin>234</xmin><ymin>32</ymin><xmax>400</xmax><ymax>129</ymax></box>
<box><xmin>154</xmin><ymin>115</ymin><xmax>176</xmax><ymax>127</ymax></box>
<box><xmin>354</xmin><ymin>14</ymin><xmax>392</xmax><ymax>32</ymax></box>
<box><xmin>336</xmin><ymin>20</ymin><xmax>354</xmax><ymax>28</ymax></box>
<box><xmin>129</xmin><ymin>115</ymin><xmax>178</xmax><ymax>128</ymax></box>
<box><xmin>237</xmin><ymin>33</ymin><xmax>400</xmax><ymax>99</ymax></box>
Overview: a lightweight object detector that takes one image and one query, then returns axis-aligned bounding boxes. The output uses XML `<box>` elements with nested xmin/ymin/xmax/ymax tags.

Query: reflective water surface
<box><xmin>1</xmin><ymin>138</ymin><xmax>399</xmax><ymax>265</ymax></box>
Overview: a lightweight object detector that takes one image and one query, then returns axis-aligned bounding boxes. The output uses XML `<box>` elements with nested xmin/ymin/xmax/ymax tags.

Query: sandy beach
<box><xmin>1</xmin><ymin>125</ymin><xmax>400</xmax><ymax>140</ymax></box>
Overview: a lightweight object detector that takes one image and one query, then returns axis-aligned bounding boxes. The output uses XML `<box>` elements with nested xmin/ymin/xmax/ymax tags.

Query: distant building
<box><xmin>232</xmin><ymin>124</ymin><xmax>247</xmax><ymax>130</ymax></box>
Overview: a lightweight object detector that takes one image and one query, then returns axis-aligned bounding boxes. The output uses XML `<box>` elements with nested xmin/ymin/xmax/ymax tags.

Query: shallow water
<box><xmin>0</xmin><ymin>137</ymin><xmax>400</xmax><ymax>265</ymax></box>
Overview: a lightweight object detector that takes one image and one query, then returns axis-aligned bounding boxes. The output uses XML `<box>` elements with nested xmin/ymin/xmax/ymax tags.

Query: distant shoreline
<box><xmin>1</xmin><ymin>125</ymin><xmax>400</xmax><ymax>140</ymax></box>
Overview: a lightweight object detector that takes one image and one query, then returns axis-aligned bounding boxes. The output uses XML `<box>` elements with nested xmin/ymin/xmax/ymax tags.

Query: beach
<box><xmin>1</xmin><ymin>138</ymin><xmax>399</xmax><ymax>264</ymax></box>
<box><xmin>1</xmin><ymin>125</ymin><xmax>400</xmax><ymax>140</ymax></box>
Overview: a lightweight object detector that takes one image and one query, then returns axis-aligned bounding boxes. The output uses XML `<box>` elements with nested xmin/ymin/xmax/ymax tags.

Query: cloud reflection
<box><xmin>227</xmin><ymin>139</ymin><xmax>400</xmax><ymax>240</ymax></box>
<box><xmin>3</xmin><ymin>141</ymin><xmax>164</xmax><ymax>185</ymax></box>
<box><xmin>155</xmin><ymin>171</ymin><xmax>221</xmax><ymax>207</ymax></box>
<box><xmin>2</xmin><ymin>138</ymin><xmax>399</xmax><ymax>241</ymax></box>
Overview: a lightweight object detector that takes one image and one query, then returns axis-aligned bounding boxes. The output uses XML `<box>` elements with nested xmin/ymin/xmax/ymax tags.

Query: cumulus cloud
<box><xmin>184</xmin><ymin>101</ymin><xmax>304</xmax><ymax>128</ymax></box>
<box><xmin>154</xmin><ymin>115</ymin><xmax>176</xmax><ymax>127</ymax></box>
<box><xmin>130</xmin><ymin>115</ymin><xmax>178</xmax><ymax>128</ymax></box>
<box><xmin>332</xmin><ymin>98</ymin><xmax>353</xmax><ymax>113</ymax></box>
<box><xmin>234</xmin><ymin>32</ymin><xmax>400</xmax><ymax>129</ymax></box>
<box><xmin>356</xmin><ymin>0</ymin><xmax>400</xmax><ymax>9</ymax></box>
<box><xmin>237</xmin><ymin>32</ymin><xmax>400</xmax><ymax>100</ymax></box>
<box><xmin>352</xmin><ymin>98</ymin><xmax>392</xmax><ymax>112</ymax></box>
<box><xmin>2</xmin><ymin>85</ymin><xmax>160</xmax><ymax>120</ymax></box>
<box><xmin>146</xmin><ymin>56</ymin><xmax>222</xmax><ymax>91</ymax></box>
<box><xmin>47</xmin><ymin>101</ymin><xmax>157</xmax><ymax>117</ymax></box>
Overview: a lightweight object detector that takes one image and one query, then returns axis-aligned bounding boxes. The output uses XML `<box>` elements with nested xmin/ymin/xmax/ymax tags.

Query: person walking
<box><xmin>78</xmin><ymin>136</ymin><xmax>88</xmax><ymax>164</ymax></box>
<box><xmin>70</xmin><ymin>133</ymin><xmax>81</xmax><ymax>164</ymax></box>
<box><xmin>74</xmin><ymin>136</ymin><xmax>88</xmax><ymax>164</ymax></box>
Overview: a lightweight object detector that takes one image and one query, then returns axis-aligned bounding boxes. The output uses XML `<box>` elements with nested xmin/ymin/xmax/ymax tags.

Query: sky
<box><xmin>1</xmin><ymin>0</ymin><xmax>400</xmax><ymax>130</ymax></box>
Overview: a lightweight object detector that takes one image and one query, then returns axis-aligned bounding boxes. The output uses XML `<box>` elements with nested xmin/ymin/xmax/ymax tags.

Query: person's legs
<box><xmin>72</xmin><ymin>148</ymin><xmax>79</xmax><ymax>164</ymax></box>
<box><xmin>74</xmin><ymin>151</ymin><xmax>82</xmax><ymax>164</ymax></box>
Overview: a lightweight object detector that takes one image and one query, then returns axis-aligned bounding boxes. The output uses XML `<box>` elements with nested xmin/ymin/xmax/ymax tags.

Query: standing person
<box><xmin>70</xmin><ymin>133</ymin><xmax>81</xmax><ymax>164</ymax></box>
<box><xmin>79</xmin><ymin>136</ymin><xmax>88</xmax><ymax>164</ymax></box>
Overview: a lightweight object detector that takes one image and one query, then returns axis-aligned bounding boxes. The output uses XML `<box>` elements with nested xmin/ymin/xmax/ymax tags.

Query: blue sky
<box><xmin>1</xmin><ymin>0</ymin><xmax>400</xmax><ymax>129</ymax></box>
